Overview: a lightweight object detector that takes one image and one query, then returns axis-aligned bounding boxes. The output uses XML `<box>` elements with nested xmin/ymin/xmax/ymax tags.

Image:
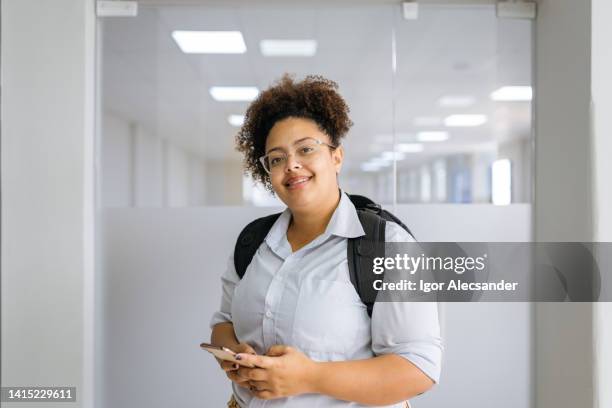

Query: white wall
<box><xmin>134</xmin><ymin>125</ymin><xmax>164</xmax><ymax>207</ymax></box>
<box><xmin>1</xmin><ymin>1</ymin><xmax>96</xmax><ymax>407</ymax></box>
<box><xmin>101</xmin><ymin>111</ymin><xmax>207</xmax><ymax>208</ymax></box>
<box><xmin>101</xmin><ymin>205</ymin><xmax>532</xmax><ymax>408</ymax></box>
<box><xmin>102</xmin><ymin>113</ymin><xmax>132</xmax><ymax>207</ymax></box>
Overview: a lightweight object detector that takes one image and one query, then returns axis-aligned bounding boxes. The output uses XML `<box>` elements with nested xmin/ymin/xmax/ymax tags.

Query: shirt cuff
<box><xmin>399</xmin><ymin>352</ymin><xmax>441</xmax><ymax>384</ymax></box>
<box><xmin>209</xmin><ymin>311</ymin><xmax>232</xmax><ymax>330</ymax></box>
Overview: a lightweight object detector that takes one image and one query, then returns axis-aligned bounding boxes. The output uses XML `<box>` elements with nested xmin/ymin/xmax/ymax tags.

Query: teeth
<box><xmin>287</xmin><ymin>177</ymin><xmax>309</xmax><ymax>186</ymax></box>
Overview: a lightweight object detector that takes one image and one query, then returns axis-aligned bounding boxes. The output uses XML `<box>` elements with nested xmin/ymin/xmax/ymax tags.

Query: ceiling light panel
<box><xmin>416</xmin><ymin>131</ymin><xmax>449</xmax><ymax>142</ymax></box>
<box><xmin>444</xmin><ymin>114</ymin><xmax>488</xmax><ymax>127</ymax></box>
<box><xmin>228</xmin><ymin>115</ymin><xmax>245</xmax><ymax>126</ymax></box>
<box><xmin>172</xmin><ymin>31</ymin><xmax>247</xmax><ymax>54</ymax></box>
<box><xmin>397</xmin><ymin>143</ymin><xmax>424</xmax><ymax>153</ymax></box>
<box><xmin>260</xmin><ymin>40</ymin><xmax>317</xmax><ymax>57</ymax></box>
<box><xmin>210</xmin><ymin>87</ymin><xmax>259</xmax><ymax>102</ymax></box>
<box><xmin>491</xmin><ymin>86</ymin><xmax>533</xmax><ymax>101</ymax></box>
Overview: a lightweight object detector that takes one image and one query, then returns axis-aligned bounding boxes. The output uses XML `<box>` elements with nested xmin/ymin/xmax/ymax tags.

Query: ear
<box><xmin>332</xmin><ymin>145</ymin><xmax>344</xmax><ymax>174</ymax></box>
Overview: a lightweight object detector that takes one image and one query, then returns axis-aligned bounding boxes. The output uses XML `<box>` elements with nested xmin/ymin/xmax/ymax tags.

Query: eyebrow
<box><xmin>265</xmin><ymin>137</ymin><xmax>313</xmax><ymax>154</ymax></box>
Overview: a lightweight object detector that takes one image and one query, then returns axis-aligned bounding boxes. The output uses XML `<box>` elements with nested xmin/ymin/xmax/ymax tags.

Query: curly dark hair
<box><xmin>235</xmin><ymin>74</ymin><xmax>353</xmax><ymax>191</ymax></box>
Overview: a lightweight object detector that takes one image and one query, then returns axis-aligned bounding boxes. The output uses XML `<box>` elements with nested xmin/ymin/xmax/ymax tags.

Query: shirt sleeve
<box><xmin>209</xmin><ymin>253</ymin><xmax>240</xmax><ymax>329</ymax></box>
<box><xmin>370</xmin><ymin>221</ymin><xmax>444</xmax><ymax>384</ymax></box>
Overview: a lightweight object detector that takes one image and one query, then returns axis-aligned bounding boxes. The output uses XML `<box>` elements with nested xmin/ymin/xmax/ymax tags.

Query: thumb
<box><xmin>266</xmin><ymin>344</ymin><xmax>292</xmax><ymax>357</ymax></box>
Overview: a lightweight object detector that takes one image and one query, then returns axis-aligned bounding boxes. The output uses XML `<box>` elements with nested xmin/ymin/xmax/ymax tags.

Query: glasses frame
<box><xmin>258</xmin><ymin>138</ymin><xmax>337</xmax><ymax>174</ymax></box>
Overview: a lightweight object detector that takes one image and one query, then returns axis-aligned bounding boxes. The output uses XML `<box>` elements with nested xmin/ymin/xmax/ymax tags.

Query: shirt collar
<box><xmin>265</xmin><ymin>189</ymin><xmax>365</xmax><ymax>251</ymax></box>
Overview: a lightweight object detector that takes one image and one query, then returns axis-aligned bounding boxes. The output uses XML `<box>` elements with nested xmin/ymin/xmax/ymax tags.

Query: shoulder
<box><xmin>384</xmin><ymin>221</ymin><xmax>416</xmax><ymax>243</ymax></box>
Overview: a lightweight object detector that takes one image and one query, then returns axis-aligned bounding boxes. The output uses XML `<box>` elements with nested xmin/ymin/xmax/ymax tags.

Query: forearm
<box><xmin>310</xmin><ymin>354</ymin><xmax>433</xmax><ymax>406</ymax></box>
<box><xmin>210</xmin><ymin>322</ymin><xmax>239</xmax><ymax>348</ymax></box>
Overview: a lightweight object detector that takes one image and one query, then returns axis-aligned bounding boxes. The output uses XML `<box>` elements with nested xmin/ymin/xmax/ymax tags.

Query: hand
<box><xmin>216</xmin><ymin>343</ymin><xmax>257</xmax><ymax>389</ymax></box>
<box><xmin>234</xmin><ymin>345</ymin><xmax>318</xmax><ymax>400</ymax></box>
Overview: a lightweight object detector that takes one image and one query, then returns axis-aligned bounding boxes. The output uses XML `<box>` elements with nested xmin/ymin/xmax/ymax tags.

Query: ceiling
<box><xmin>101</xmin><ymin>1</ymin><xmax>533</xmax><ymax>172</ymax></box>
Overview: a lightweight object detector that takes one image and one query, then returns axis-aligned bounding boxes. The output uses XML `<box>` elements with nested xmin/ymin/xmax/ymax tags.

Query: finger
<box><xmin>235</xmin><ymin>353</ymin><xmax>273</xmax><ymax>368</ymax></box>
<box><xmin>236</xmin><ymin>367</ymin><xmax>267</xmax><ymax>381</ymax></box>
<box><xmin>230</xmin><ymin>343</ymin><xmax>256</xmax><ymax>355</ymax></box>
<box><xmin>221</xmin><ymin>361</ymin><xmax>240</xmax><ymax>371</ymax></box>
<box><xmin>248</xmin><ymin>380</ymin><xmax>270</xmax><ymax>392</ymax></box>
<box><xmin>266</xmin><ymin>345</ymin><xmax>292</xmax><ymax>357</ymax></box>
<box><xmin>236</xmin><ymin>343</ymin><xmax>257</xmax><ymax>355</ymax></box>
<box><xmin>226</xmin><ymin>371</ymin><xmax>250</xmax><ymax>384</ymax></box>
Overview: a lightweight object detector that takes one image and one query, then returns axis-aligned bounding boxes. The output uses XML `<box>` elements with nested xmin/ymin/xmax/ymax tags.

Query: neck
<box><xmin>289</xmin><ymin>189</ymin><xmax>341</xmax><ymax>237</ymax></box>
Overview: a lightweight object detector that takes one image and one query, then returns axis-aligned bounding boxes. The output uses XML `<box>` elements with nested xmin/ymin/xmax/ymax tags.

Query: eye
<box><xmin>269</xmin><ymin>156</ymin><xmax>284</xmax><ymax>166</ymax></box>
<box><xmin>300</xmin><ymin>146</ymin><xmax>315</xmax><ymax>154</ymax></box>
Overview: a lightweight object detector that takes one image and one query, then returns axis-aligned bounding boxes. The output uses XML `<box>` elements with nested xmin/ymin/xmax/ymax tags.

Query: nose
<box><xmin>284</xmin><ymin>153</ymin><xmax>302</xmax><ymax>172</ymax></box>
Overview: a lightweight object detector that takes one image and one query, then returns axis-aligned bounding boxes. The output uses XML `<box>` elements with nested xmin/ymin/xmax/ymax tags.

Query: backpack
<box><xmin>233</xmin><ymin>193</ymin><xmax>415</xmax><ymax>317</ymax></box>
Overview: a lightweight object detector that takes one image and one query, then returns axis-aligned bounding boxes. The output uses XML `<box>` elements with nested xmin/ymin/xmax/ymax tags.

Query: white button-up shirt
<box><xmin>210</xmin><ymin>192</ymin><xmax>443</xmax><ymax>407</ymax></box>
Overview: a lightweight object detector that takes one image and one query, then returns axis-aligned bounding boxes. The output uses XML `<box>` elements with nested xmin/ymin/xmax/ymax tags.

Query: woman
<box><xmin>210</xmin><ymin>75</ymin><xmax>442</xmax><ymax>408</ymax></box>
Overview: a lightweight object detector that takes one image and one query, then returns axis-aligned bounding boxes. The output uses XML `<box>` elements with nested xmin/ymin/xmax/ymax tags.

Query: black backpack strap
<box><xmin>234</xmin><ymin>213</ymin><xmax>282</xmax><ymax>278</ymax></box>
<box><xmin>347</xmin><ymin>209</ymin><xmax>386</xmax><ymax>318</ymax></box>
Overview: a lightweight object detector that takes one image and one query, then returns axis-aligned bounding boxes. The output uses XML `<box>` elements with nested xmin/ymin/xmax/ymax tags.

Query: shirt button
<box><xmin>265</xmin><ymin>310</ymin><xmax>273</xmax><ymax>318</ymax></box>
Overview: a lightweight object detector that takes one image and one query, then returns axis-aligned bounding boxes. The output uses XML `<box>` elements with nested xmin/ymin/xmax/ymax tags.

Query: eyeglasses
<box><xmin>259</xmin><ymin>138</ymin><xmax>337</xmax><ymax>174</ymax></box>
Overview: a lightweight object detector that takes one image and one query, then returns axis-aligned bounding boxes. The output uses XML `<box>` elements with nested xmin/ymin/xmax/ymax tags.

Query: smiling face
<box><xmin>265</xmin><ymin>117</ymin><xmax>344</xmax><ymax>212</ymax></box>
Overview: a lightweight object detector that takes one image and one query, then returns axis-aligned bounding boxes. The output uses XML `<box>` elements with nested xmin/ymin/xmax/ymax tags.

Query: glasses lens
<box><xmin>266</xmin><ymin>152</ymin><xmax>286</xmax><ymax>171</ymax></box>
<box><xmin>262</xmin><ymin>139</ymin><xmax>329</xmax><ymax>173</ymax></box>
<box><xmin>295</xmin><ymin>140</ymin><xmax>320</xmax><ymax>156</ymax></box>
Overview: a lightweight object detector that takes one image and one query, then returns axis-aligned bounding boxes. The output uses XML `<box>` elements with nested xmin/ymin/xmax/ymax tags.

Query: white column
<box><xmin>591</xmin><ymin>1</ymin><xmax>612</xmax><ymax>407</ymax></box>
<box><xmin>1</xmin><ymin>1</ymin><xmax>96</xmax><ymax>407</ymax></box>
<box><xmin>534</xmin><ymin>1</ymin><xmax>595</xmax><ymax>408</ymax></box>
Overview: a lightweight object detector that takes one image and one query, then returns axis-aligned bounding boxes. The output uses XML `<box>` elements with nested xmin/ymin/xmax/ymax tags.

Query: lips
<box><xmin>284</xmin><ymin>176</ymin><xmax>312</xmax><ymax>189</ymax></box>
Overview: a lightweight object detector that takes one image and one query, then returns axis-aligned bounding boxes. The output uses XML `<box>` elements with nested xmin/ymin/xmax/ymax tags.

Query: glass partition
<box><xmin>392</xmin><ymin>4</ymin><xmax>533</xmax><ymax>203</ymax></box>
<box><xmin>100</xmin><ymin>2</ymin><xmax>532</xmax><ymax>207</ymax></box>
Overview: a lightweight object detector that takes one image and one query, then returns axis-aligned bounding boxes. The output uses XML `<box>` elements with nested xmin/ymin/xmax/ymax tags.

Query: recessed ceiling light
<box><xmin>381</xmin><ymin>151</ymin><xmax>406</xmax><ymax>161</ymax></box>
<box><xmin>361</xmin><ymin>163</ymin><xmax>381</xmax><ymax>172</ymax></box>
<box><xmin>370</xmin><ymin>158</ymin><xmax>392</xmax><ymax>167</ymax></box>
<box><xmin>228</xmin><ymin>115</ymin><xmax>245</xmax><ymax>127</ymax></box>
<box><xmin>491</xmin><ymin>86</ymin><xmax>533</xmax><ymax>101</ymax></box>
<box><xmin>209</xmin><ymin>86</ymin><xmax>259</xmax><ymax>102</ymax></box>
<box><xmin>416</xmin><ymin>131</ymin><xmax>449</xmax><ymax>142</ymax></box>
<box><xmin>172</xmin><ymin>31</ymin><xmax>246</xmax><ymax>54</ymax></box>
<box><xmin>260</xmin><ymin>40</ymin><xmax>317</xmax><ymax>57</ymax></box>
<box><xmin>413</xmin><ymin>117</ymin><xmax>442</xmax><ymax>127</ymax></box>
<box><xmin>397</xmin><ymin>143</ymin><xmax>424</xmax><ymax>153</ymax></box>
<box><xmin>438</xmin><ymin>95</ymin><xmax>476</xmax><ymax>108</ymax></box>
<box><xmin>444</xmin><ymin>114</ymin><xmax>488</xmax><ymax>127</ymax></box>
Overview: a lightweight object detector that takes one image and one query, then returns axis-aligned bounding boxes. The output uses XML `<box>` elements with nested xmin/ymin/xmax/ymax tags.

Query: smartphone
<box><xmin>199</xmin><ymin>342</ymin><xmax>255</xmax><ymax>368</ymax></box>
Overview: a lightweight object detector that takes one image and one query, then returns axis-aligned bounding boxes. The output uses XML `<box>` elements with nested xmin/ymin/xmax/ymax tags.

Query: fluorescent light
<box><xmin>361</xmin><ymin>163</ymin><xmax>381</xmax><ymax>172</ymax></box>
<box><xmin>370</xmin><ymin>158</ymin><xmax>392</xmax><ymax>167</ymax></box>
<box><xmin>444</xmin><ymin>114</ymin><xmax>487</xmax><ymax>127</ymax></box>
<box><xmin>492</xmin><ymin>159</ymin><xmax>512</xmax><ymax>205</ymax></box>
<box><xmin>172</xmin><ymin>31</ymin><xmax>246</xmax><ymax>54</ymax></box>
<box><xmin>397</xmin><ymin>143</ymin><xmax>424</xmax><ymax>153</ymax></box>
<box><xmin>381</xmin><ymin>151</ymin><xmax>406</xmax><ymax>161</ymax></box>
<box><xmin>413</xmin><ymin>117</ymin><xmax>442</xmax><ymax>127</ymax></box>
<box><xmin>491</xmin><ymin>86</ymin><xmax>533</xmax><ymax>101</ymax></box>
<box><xmin>260</xmin><ymin>40</ymin><xmax>317</xmax><ymax>57</ymax></box>
<box><xmin>438</xmin><ymin>95</ymin><xmax>476</xmax><ymax>108</ymax></box>
<box><xmin>416</xmin><ymin>131</ymin><xmax>449</xmax><ymax>142</ymax></box>
<box><xmin>210</xmin><ymin>86</ymin><xmax>259</xmax><ymax>102</ymax></box>
<box><xmin>228</xmin><ymin>115</ymin><xmax>245</xmax><ymax>127</ymax></box>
